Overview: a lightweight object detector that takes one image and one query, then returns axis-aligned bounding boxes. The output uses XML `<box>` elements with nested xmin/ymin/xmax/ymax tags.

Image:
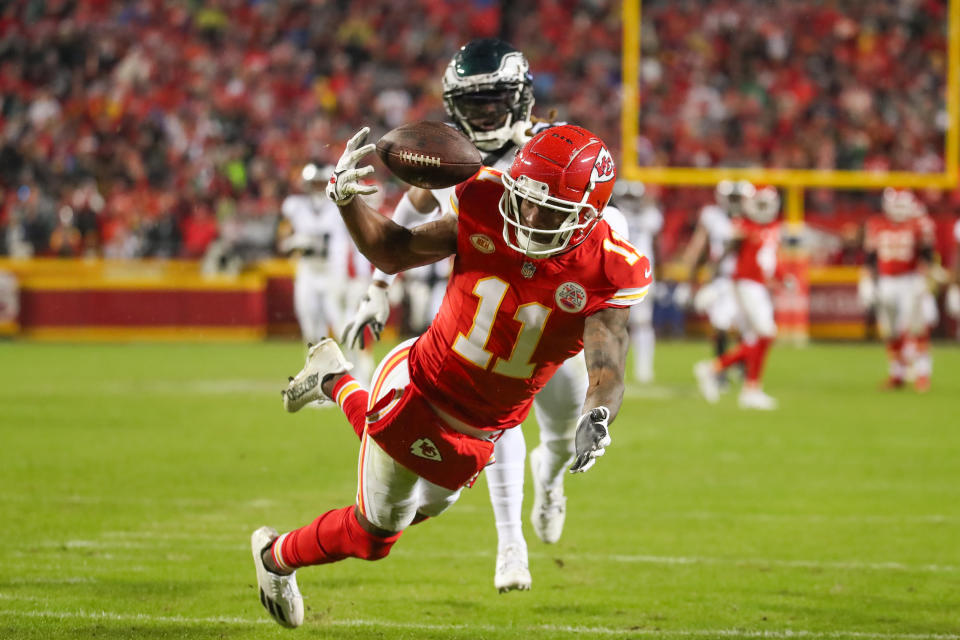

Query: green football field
<box><xmin>1</xmin><ymin>339</ymin><xmax>958</xmax><ymax>640</ymax></box>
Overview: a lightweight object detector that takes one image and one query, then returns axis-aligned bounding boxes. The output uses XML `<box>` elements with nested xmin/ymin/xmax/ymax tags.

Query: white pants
<box><xmin>733</xmin><ymin>279</ymin><xmax>776</xmax><ymax>341</ymax></box>
<box><xmin>293</xmin><ymin>261</ymin><xmax>345</xmax><ymax>344</ymax></box>
<box><xmin>876</xmin><ymin>274</ymin><xmax>926</xmax><ymax>337</ymax></box>
<box><xmin>696</xmin><ymin>278</ymin><xmax>738</xmax><ymax>332</ymax></box>
<box><xmin>532</xmin><ymin>351</ymin><xmax>588</xmax><ymax>450</ymax></box>
<box><xmin>356</xmin><ymin>338</ymin><xmax>464</xmax><ymax>532</ymax></box>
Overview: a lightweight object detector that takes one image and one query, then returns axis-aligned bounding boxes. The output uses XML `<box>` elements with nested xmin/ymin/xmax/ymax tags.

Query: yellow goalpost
<box><xmin>620</xmin><ymin>0</ymin><xmax>960</xmax><ymax>226</ymax></box>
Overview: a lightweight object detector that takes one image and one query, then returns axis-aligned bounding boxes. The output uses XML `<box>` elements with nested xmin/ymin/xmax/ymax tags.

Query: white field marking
<box><xmin>4</xmin><ymin>576</ymin><xmax>96</xmax><ymax>584</ymax></box>
<box><xmin>26</xmin><ymin>379</ymin><xmax>281</xmax><ymax>396</ymax></box>
<box><xmin>0</xmin><ymin>610</ymin><xmax>957</xmax><ymax>640</ymax></box>
<box><xmin>641</xmin><ymin>511</ymin><xmax>960</xmax><ymax>524</ymax></box>
<box><xmin>623</xmin><ymin>383</ymin><xmax>689</xmax><ymax>399</ymax></box>
<box><xmin>386</xmin><ymin>549</ymin><xmax>960</xmax><ymax>574</ymax></box>
<box><xmin>12</xmin><ymin>539</ymin><xmax>958</xmax><ymax>574</ymax></box>
<box><xmin>3</xmin><ymin>493</ymin><xmax>953</xmax><ymax>526</ymax></box>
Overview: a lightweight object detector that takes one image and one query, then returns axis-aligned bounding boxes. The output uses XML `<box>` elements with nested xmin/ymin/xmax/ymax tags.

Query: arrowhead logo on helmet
<box><xmin>499</xmin><ymin>125</ymin><xmax>616</xmax><ymax>258</ymax></box>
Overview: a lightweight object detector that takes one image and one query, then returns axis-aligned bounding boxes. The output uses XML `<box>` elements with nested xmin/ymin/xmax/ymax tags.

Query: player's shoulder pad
<box><xmin>529</xmin><ymin>120</ymin><xmax>566</xmax><ymax>135</ymax></box>
<box><xmin>281</xmin><ymin>195</ymin><xmax>302</xmax><ymax>218</ymax></box>
<box><xmin>451</xmin><ymin>167</ymin><xmax>504</xmax><ymax>217</ymax></box>
<box><xmin>602</xmin><ymin>205</ymin><xmax>629</xmax><ymax>238</ymax></box>
<box><xmin>596</xmin><ymin>223</ymin><xmax>653</xmax><ymax>307</ymax></box>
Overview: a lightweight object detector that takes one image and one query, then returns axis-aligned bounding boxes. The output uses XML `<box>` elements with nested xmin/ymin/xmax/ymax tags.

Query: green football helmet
<box><xmin>442</xmin><ymin>38</ymin><xmax>534</xmax><ymax>152</ymax></box>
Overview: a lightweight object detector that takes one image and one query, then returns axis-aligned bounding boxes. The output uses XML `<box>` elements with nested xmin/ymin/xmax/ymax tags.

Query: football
<box><xmin>375</xmin><ymin>121</ymin><xmax>482</xmax><ymax>189</ymax></box>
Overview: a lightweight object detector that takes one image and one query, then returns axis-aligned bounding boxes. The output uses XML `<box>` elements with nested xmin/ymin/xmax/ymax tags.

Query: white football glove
<box><xmin>325</xmin><ymin>127</ymin><xmax>379</xmax><ymax>205</ymax></box>
<box><xmin>857</xmin><ymin>275</ymin><xmax>876</xmax><ymax>309</ymax></box>
<box><xmin>946</xmin><ymin>283</ymin><xmax>960</xmax><ymax>319</ymax></box>
<box><xmin>340</xmin><ymin>283</ymin><xmax>390</xmax><ymax>349</ymax></box>
<box><xmin>569</xmin><ymin>407</ymin><xmax>611</xmax><ymax>474</ymax></box>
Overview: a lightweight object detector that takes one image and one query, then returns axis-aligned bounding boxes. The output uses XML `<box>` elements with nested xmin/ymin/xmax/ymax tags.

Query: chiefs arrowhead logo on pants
<box><xmin>410</xmin><ymin>437</ymin><xmax>442</xmax><ymax>461</ymax></box>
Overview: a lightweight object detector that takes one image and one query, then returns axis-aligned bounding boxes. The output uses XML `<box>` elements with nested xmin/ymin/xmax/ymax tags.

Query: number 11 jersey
<box><xmin>408</xmin><ymin>169</ymin><xmax>653</xmax><ymax>430</ymax></box>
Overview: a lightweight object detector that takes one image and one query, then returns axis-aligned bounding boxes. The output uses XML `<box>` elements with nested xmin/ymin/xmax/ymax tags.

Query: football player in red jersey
<box><xmin>338</xmin><ymin>40</ymin><xmax>628</xmax><ymax>593</ymax></box>
<box><xmin>694</xmin><ymin>186</ymin><xmax>781</xmax><ymax>410</ymax></box>
<box><xmin>860</xmin><ymin>188</ymin><xmax>935</xmax><ymax>391</ymax></box>
<box><xmin>248</xmin><ymin>124</ymin><xmax>652</xmax><ymax>628</ymax></box>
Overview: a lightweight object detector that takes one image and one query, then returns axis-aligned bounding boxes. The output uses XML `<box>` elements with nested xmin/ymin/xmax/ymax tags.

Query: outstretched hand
<box><xmin>341</xmin><ymin>283</ymin><xmax>390</xmax><ymax>349</ymax></box>
<box><xmin>326</xmin><ymin>127</ymin><xmax>378</xmax><ymax>205</ymax></box>
<box><xmin>569</xmin><ymin>407</ymin><xmax>611</xmax><ymax>473</ymax></box>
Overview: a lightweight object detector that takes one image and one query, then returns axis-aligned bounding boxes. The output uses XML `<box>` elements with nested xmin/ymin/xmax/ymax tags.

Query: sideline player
<box><xmin>859</xmin><ymin>188</ymin><xmax>935</xmax><ymax>391</ymax></box>
<box><xmin>615</xmin><ymin>181</ymin><xmax>662</xmax><ymax>383</ymax></box>
<box><xmin>676</xmin><ymin>181</ymin><xmax>755</xmax><ymax>389</ymax></box>
<box><xmin>249</xmin><ymin>124</ymin><xmax>651</xmax><ymax>628</ymax></box>
<box><xmin>339</xmin><ymin>39</ymin><xmax>619</xmax><ymax>593</ymax></box>
<box><xmin>694</xmin><ymin>186</ymin><xmax>781</xmax><ymax>410</ymax></box>
<box><xmin>277</xmin><ymin>163</ymin><xmax>374</xmax><ymax>382</ymax></box>
<box><xmin>946</xmin><ymin>214</ymin><xmax>960</xmax><ymax>328</ymax></box>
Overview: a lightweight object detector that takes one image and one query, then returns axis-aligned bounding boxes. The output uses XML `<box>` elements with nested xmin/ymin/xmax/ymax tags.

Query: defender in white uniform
<box><xmin>677</xmin><ymin>180</ymin><xmax>755</xmax><ymax>385</ymax></box>
<box><xmin>278</xmin><ymin>164</ymin><xmax>374</xmax><ymax>382</ymax></box>
<box><xmin>614</xmin><ymin>181</ymin><xmax>663</xmax><ymax>383</ymax></box>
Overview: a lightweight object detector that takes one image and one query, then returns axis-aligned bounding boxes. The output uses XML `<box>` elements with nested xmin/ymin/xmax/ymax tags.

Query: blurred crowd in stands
<box><xmin>0</xmin><ymin>0</ymin><xmax>958</xmax><ymax>267</ymax></box>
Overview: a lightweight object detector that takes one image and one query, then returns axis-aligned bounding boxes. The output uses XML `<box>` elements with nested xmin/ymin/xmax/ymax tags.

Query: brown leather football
<box><xmin>375</xmin><ymin>121</ymin><xmax>482</xmax><ymax>189</ymax></box>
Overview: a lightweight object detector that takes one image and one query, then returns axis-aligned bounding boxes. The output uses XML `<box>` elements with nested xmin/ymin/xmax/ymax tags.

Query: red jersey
<box><xmin>864</xmin><ymin>215</ymin><xmax>934</xmax><ymax>276</ymax></box>
<box><xmin>733</xmin><ymin>218</ymin><xmax>780</xmax><ymax>283</ymax></box>
<box><xmin>408</xmin><ymin>168</ymin><xmax>652</xmax><ymax>430</ymax></box>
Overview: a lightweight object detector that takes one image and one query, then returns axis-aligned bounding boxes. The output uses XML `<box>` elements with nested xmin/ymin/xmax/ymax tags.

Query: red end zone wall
<box><xmin>0</xmin><ymin>259</ymin><xmax>300</xmax><ymax>341</ymax></box>
<box><xmin>0</xmin><ymin>259</ymin><xmax>940</xmax><ymax>341</ymax></box>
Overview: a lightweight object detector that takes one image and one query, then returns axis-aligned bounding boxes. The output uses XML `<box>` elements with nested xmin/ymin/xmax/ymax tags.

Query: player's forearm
<box><xmin>582</xmin><ymin>308</ymin><xmax>631</xmax><ymax>423</ymax></box>
<box><xmin>337</xmin><ymin>198</ymin><xmax>421</xmax><ymax>274</ymax></box>
<box><xmin>583</xmin><ymin>364</ymin><xmax>625</xmax><ymax>423</ymax></box>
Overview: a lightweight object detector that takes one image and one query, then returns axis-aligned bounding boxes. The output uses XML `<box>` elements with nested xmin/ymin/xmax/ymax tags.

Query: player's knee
<box><xmin>356</xmin><ymin>533</ymin><xmax>399</xmax><ymax>561</ymax></box>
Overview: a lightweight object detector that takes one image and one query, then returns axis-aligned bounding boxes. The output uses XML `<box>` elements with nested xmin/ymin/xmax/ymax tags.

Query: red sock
<box><xmin>331</xmin><ymin>375</ymin><xmax>368</xmax><ymax>439</ymax></box>
<box><xmin>273</xmin><ymin>506</ymin><xmax>402</xmax><ymax>570</ymax></box>
<box><xmin>717</xmin><ymin>342</ymin><xmax>751</xmax><ymax>370</ymax></box>
<box><xmin>746</xmin><ymin>337</ymin><xmax>773</xmax><ymax>384</ymax></box>
<box><xmin>886</xmin><ymin>336</ymin><xmax>905</xmax><ymax>379</ymax></box>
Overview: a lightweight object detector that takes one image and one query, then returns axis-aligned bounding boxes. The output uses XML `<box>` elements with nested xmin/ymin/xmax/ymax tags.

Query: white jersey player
<box><xmin>278</xmin><ymin>164</ymin><xmax>374</xmax><ymax>382</ymax></box>
<box><xmin>947</xmin><ymin>219</ymin><xmax>960</xmax><ymax>326</ymax></box>
<box><xmin>614</xmin><ymin>181</ymin><xmax>662</xmax><ymax>383</ymax></box>
<box><xmin>677</xmin><ymin>180</ymin><xmax>755</xmax><ymax>384</ymax></box>
<box><xmin>340</xmin><ymin>39</ymin><xmax>633</xmax><ymax>594</ymax></box>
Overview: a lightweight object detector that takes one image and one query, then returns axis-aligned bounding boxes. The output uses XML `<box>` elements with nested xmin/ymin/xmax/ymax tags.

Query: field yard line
<box><xmin>0</xmin><ymin>610</ymin><xmax>957</xmax><ymax>639</ymax></box>
<box><xmin>388</xmin><ymin>549</ymin><xmax>960</xmax><ymax>574</ymax></box>
<box><xmin>15</xmin><ymin>540</ymin><xmax>959</xmax><ymax>573</ymax></box>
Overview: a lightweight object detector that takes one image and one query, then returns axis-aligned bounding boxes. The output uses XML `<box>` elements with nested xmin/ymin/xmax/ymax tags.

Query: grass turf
<box><xmin>0</xmin><ymin>339</ymin><xmax>958</xmax><ymax>639</ymax></box>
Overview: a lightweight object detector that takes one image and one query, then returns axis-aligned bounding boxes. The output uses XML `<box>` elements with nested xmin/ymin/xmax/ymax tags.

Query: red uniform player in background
<box><xmin>859</xmin><ymin>188</ymin><xmax>935</xmax><ymax>391</ymax></box>
<box><xmin>694</xmin><ymin>186</ymin><xmax>781</xmax><ymax>410</ymax></box>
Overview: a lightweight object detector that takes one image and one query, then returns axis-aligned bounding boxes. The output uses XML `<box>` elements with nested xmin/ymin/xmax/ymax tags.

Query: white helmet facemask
<box><xmin>498</xmin><ymin>173</ymin><xmax>599</xmax><ymax>258</ymax></box>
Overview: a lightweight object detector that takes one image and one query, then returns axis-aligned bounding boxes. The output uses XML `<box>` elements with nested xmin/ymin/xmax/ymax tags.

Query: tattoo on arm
<box><xmin>583</xmin><ymin>307</ymin><xmax>631</xmax><ymax>423</ymax></box>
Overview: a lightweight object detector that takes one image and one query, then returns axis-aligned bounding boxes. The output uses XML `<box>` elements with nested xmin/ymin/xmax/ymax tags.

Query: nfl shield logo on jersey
<box><xmin>555</xmin><ymin>282</ymin><xmax>587</xmax><ymax>313</ymax></box>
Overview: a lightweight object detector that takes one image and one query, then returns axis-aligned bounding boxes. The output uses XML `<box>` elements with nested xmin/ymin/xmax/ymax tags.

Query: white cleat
<box><xmin>529</xmin><ymin>445</ymin><xmax>566</xmax><ymax>544</ymax></box>
<box><xmin>738</xmin><ymin>387</ymin><xmax>778</xmax><ymax>411</ymax></box>
<box><xmin>282</xmin><ymin>338</ymin><xmax>353</xmax><ymax>412</ymax></box>
<box><xmin>250</xmin><ymin>526</ymin><xmax>304</xmax><ymax>628</ymax></box>
<box><xmin>693</xmin><ymin>360</ymin><xmax>720</xmax><ymax>404</ymax></box>
<box><xmin>494</xmin><ymin>543</ymin><xmax>531</xmax><ymax>593</ymax></box>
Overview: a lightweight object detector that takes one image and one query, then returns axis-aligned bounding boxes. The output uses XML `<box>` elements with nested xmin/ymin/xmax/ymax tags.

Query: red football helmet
<box><xmin>499</xmin><ymin>125</ymin><xmax>616</xmax><ymax>257</ymax></box>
